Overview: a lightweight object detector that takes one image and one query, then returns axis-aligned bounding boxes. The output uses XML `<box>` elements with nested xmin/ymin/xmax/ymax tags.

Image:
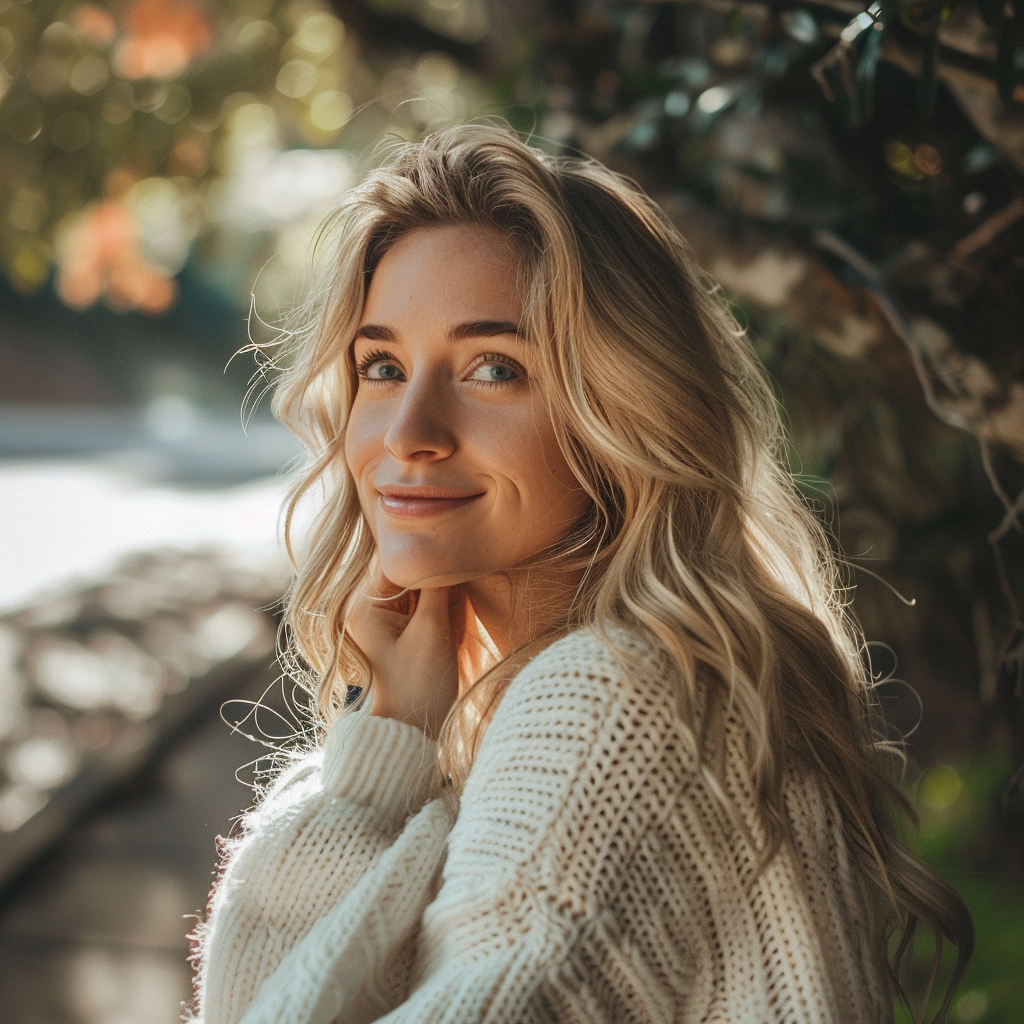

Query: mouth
<box><xmin>375</xmin><ymin>485</ymin><xmax>485</xmax><ymax>519</ymax></box>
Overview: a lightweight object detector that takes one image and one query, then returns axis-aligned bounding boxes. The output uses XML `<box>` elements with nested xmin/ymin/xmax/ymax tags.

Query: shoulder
<box><xmin>453</xmin><ymin>622</ymin><xmax>694</xmax><ymax>919</ymax></box>
<box><xmin>495</xmin><ymin>621</ymin><xmax>680</xmax><ymax>724</ymax></box>
<box><xmin>228</xmin><ymin>746</ymin><xmax>325</xmax><ymax>841</ymax></box>
<box><xmin>468</xmin><ymin>620</ymin><xmax>693</xmax><ymax>799</ymax></box>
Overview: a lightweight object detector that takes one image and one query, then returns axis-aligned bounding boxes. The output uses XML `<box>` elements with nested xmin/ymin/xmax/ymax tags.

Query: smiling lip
<box><xmin>376</xmin><ymin>485</ymin><xmax>484</xmax><ymax>519</ymax></box>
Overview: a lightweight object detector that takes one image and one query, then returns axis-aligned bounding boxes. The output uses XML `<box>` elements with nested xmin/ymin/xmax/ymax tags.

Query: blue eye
<box><xmin>355</xmin><ymin>350</ymin><xmax>404</xmax><ymax>382</ymax></box>
<box><xmin>366</xmin><ymin>362</ymin><xmax>402</xmax><ymax>380</ymax></box>
<box><xmin>468</xmin><ymin>359</ymin><xmax>521</xmax><ymax>384</ymax></box>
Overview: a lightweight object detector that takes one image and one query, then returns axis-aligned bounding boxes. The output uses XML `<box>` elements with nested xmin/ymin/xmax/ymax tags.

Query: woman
<box><xmin>190</xmin><ymin>123</ymin><xmax>972</xmax><ymax>1024</ymax></box>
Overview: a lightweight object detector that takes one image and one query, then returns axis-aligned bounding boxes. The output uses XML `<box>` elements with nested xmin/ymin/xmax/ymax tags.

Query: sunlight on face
<box><xmin>344</xmin><ymin>224</ymin><xmax>589</xmax><ymax>591</ymax></box>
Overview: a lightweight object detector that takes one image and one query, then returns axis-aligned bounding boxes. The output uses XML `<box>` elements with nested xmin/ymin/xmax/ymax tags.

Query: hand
<box><xmin>346</xmin><ymin>566</ymin><xmax>466</xmax><ymax>737</ymax></box>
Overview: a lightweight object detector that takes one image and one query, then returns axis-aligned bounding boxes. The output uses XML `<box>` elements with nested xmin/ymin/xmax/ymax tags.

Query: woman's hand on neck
<box><xmin>347</xmin><ymin>560</ymin><xmax>583</xmax><ymax>736</ymax></box>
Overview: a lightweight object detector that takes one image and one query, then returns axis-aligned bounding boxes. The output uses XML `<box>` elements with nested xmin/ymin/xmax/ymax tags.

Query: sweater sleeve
<box><xmin>234</xmin><ymin>626</ymin><xmax>691</xmax><ymax>1024</ymax></box>
<box><xmin>378</xmin><ymin>626</ymin><xmax>688</xmax><ymax>1023</ymax></box>
<box><xmin>195</xmin><ymin>710</ymin><xmax>441</xmax><ymax>1024</ymax></box>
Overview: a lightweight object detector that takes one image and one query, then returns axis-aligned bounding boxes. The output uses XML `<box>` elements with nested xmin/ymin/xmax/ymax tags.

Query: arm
<box><xmin>195</xmin><ymin>710</ymin><xmax>441</xmax><ymax>1024</ymax></box>
<box><xmin>197</xmin><ymin>570</ymin><xmax>462</xmax><ymax>1024</ymax></box>
<box><xmin>385</xmin><ymin>628</ymin><xmax>687</xmax><ymax>1022</ymax></box>
<box><xmin>235</xmin><ymin>627</ymin><xmax>688</xmax><ymax>1024</ymax></box>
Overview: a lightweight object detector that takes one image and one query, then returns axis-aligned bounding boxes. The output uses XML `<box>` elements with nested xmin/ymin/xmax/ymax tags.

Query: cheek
<box><xmin>343</xmin><ymin>401</ymin><xmax>379</xmax><ymax>487</ymax></box>
<box><xmin>342</xmin><ymin>406</ymin><xmax>390</xmax><ymax>535</ymax></box>
<box><xmin>498</xmin><ymin>407</ymin><xmax>584</xmax><ymax>521</ymax></box>
<box><xmin>342</xmin><ymin>427</ymin><xmax>360</xmax><ymax>481</ymax></box>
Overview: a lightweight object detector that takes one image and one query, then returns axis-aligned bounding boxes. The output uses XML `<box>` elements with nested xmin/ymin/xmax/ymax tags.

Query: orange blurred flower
<box><xmin>114</xmin><ymin>0</ymin><xmax>212</xmax><ymax>80</ymax></box>
<box><xmin>168</xmin><ymin>136</ymin><xmax>208</xmax><ymax>177</ymax></box>
<box><xmin>71</xmin><ymin>4</ymin><xmax>118</xmax><ymax>47</ymax></box>
<box><xmin>56</xmin><ymin>198</ymin><xmax>177</xmax><ymax>315</ymax></box>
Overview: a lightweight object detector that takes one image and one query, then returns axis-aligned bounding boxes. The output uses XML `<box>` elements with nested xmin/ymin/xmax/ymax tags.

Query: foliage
<box><xmin>0</xmin><ymin>0</ymin><xmax>489</xmax><ymax>313</ymax></box>
<box><xmin>894</xmin><ymin>757</ymin><xmax>1024</xmax><ymax>1024</ymax></box>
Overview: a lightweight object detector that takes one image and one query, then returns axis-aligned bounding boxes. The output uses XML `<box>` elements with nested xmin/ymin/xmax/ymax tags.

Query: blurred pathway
<box><xmin>0</xmin><ymin>404</ymin><xmax>301</xmax><ymax>613</ymax></box>
<box><xmin>0</xmin><ymin>405</ymin><xmax>304</xmax><ymax>1024</ymax></box>
<box><xmin>0</xmin><ymin>461</ymin><xmax>288</xmax><ymax>613</ymax></box>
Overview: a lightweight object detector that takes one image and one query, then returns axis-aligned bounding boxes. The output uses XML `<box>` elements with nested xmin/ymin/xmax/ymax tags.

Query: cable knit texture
<box><xmin>190</xmin><ymin>625</ymin><xmax>894</xmax><ymax>1024</ymax></box>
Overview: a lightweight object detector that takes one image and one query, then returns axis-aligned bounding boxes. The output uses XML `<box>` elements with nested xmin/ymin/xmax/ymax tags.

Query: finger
<box><xmin>347</xmin><ymin>580</ymin><xmax>409</xmax><ymax>650</ymax></box>
<box><xmin>404</xmin><ymin>586</ymin><xmax>455</xmax><ymax>646</ymax></box>
<box><xmin>407</xmin><ymin>587</ymin><xmax>461</xmax><ymax>726</ymax></box>
<box><xmin>408</xmin><ymin>585</ymin><xmax>451</xmax><ymax>627</ymax></box>
<box><xmin>365</xmin><ymin>562</ymin><xmax>408</xmax><ymax>605</ymax></box>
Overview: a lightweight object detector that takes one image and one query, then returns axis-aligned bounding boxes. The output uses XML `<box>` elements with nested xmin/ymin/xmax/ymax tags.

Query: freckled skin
<box><xmin>344</xmin><ymin>224</ymin><xmax>589</xmax><ymax>598</ymax></box>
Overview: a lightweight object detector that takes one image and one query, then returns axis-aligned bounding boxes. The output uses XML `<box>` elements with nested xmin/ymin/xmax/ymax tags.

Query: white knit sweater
<box><xmin>190</xmin><ymin>626</ymin><xmax>894</xmax><ymax>1024</ymax></box>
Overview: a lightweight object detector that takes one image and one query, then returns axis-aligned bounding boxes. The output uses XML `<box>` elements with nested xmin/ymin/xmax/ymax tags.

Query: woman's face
<box><xmin>345</xmin><ymin>223</ymin><xmax>589</xmax><ymax>591</ymax></box>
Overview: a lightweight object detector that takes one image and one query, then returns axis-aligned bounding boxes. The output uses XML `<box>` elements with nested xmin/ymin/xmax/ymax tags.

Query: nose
<box><xmin>383</xmin><ymin>376</ymin><xmax>457</xmax><ymax>462</ymax></box>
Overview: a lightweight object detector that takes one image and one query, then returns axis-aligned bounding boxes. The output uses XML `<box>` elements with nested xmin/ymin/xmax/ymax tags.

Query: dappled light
<box><xmin>54</xmin><ymin>191</ymin><xmax>179</xmax><ymax>313</ymax></box>
<box><xmin>115</xmin><ymin>0</ymin><xmax>212</xmax><ymax>81</ymax></box>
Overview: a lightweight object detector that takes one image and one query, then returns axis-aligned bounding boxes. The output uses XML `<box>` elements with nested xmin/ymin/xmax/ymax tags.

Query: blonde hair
<box><xmin>270</xmin><ymin>122</ymin><xmax>972</xmax><ymax>1020</ymax></box>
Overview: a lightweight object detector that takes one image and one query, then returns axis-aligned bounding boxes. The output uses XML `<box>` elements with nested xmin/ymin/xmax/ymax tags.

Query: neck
<box><xmin>456</xmin><ymin>566</ymin><xmax>583</xmax><ymax>686</ymax></box>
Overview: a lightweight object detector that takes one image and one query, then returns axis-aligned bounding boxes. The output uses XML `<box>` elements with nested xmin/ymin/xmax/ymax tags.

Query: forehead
<box><xmin>358</xmin><ymin>224</ymin><xmax>523</xmax><ymax>333</ymax></box>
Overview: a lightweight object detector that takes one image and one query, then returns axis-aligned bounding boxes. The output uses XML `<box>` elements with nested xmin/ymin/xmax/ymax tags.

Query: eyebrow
<box><xmin>353</xmin><ymin>320</ymin><xmax>524</xmax><ymax>343</ymax></box>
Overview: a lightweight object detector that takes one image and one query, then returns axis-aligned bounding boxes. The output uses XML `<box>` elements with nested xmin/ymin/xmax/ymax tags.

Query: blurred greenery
<box><xmin>0</xmin><ymin>0</ymin><xmax>492</xmax><ymax>318</ymax></box>
<box><xmin>895</xmin><ymin>756</ymin><xmax>1024</xmax><ymax>1023</ymax></box>
<box><xmin>2</xmin><ymin>0</ymin><xmax>1023</xmax><ymax>1016</ymax></box>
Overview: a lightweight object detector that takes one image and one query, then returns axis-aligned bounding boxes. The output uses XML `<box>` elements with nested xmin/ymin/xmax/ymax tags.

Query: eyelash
<box><xmin>354</xmin><ymin>349</ymin><xmax>395</xmax><ymax>381</ymax></box>
<box><xmin>354</xmin><ymin>350</ymin><xmax>525</xmax><ymax>387</ymax></box>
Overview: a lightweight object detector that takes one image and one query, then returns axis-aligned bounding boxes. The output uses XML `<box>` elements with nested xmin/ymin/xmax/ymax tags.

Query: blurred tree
<box><xmin>0</xmin><ymin>0</ymin><xmax>492</xmax><ymax>315</ymax></box>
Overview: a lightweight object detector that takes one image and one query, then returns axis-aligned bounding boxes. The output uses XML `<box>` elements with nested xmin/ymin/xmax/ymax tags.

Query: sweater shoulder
<box><xmin>473</xmin><ymin>622</ymin><xmax>694</xmax><ymax>787</ymax></box>
<box><xmin>499</xmin><ymin>622</ymin><xmax>680</xmax><ymax>718</ymax></box>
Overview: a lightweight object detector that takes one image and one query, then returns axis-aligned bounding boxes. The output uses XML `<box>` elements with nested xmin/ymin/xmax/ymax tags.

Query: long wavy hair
<box><xmin>269</xmin><ymin>122</ymin><xmax>972</xmax><ymax>1020</ymax></box>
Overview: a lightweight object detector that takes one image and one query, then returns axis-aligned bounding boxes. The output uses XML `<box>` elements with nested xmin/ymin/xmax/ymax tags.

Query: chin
<box><xmin>385</xmin><ymin>567</ymin><xmax>480</xmax><ymax>591</ymax></box>
<box><xmin>377</xmin><ymin>546</ymin><xmax>503</xmax><ymax>591</ymax></box>
<box><xmin>378</xmin><ymin>554</ymin><xmax>474</xmax><ymax>591</ymax></box>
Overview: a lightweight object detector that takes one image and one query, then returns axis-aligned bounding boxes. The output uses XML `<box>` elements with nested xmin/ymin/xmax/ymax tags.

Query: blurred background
<box><xmin>0</xmin><ymin>0</ymin><xmax>1021</xmax><ymax>1020</ymax></box>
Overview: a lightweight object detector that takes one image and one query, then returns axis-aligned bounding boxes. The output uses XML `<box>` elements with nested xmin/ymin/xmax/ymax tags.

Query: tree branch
<box><xmin>814</xmin><ymin>228</ymin><xmax>1024</xmax><ymax>628</ymax></box>
<box><xmin>324</xmin><ymin>0</ymin><xmax>490</xmax><ymax>72</ymax></box>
